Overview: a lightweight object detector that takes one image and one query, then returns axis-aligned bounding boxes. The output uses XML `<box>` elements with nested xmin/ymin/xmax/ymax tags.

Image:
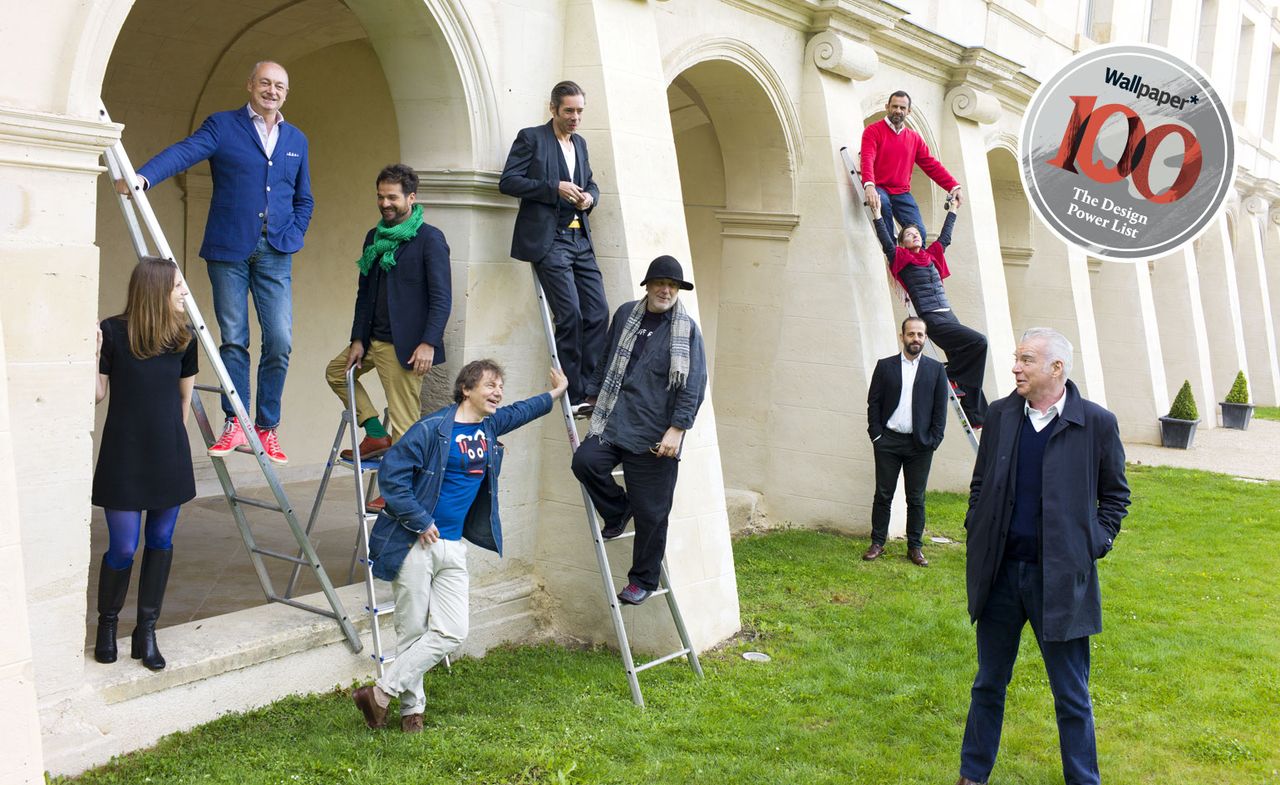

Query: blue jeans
<box><xmin>876</xmin><ymin>187</ymin><xmax>928</xmax><ymax>245</ymax></box>
<box><xmin>206</xmin><ymin>236</ymin><xmax>293</xmax><ymax>428</ymax></box>
<box><xmin>960</xmin><ymin>560</ymin><xmax>1099</xmax><ymax>785</ymax></box>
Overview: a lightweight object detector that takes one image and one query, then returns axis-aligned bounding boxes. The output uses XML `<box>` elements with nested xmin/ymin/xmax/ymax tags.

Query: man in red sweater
<box><xmin>861</xmin><ymin>91</ymin><xmax>963</xmax><ymax>243</ymax></box>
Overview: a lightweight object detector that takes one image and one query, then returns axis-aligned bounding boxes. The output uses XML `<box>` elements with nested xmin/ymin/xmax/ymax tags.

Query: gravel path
<box><xmin>1124</xmin><ymin>417</ymin><xmax>1280</xmax><ymax>482</ymax></box>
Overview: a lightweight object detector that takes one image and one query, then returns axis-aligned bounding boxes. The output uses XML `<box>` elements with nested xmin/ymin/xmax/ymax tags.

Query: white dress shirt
<box><xmin>247</xmin><ymin>103</ymin><xmax>282</xmax><ymax>157</ymax></box>
<box><xmin>886</xmin><ymin>352</ymin><xmax>921</xmax><ymax>434</ymax></box>
<box><xmin>1024</xmin><ymin>386</ymin><xmax>1068</xmax><ymax>432</ymax></box>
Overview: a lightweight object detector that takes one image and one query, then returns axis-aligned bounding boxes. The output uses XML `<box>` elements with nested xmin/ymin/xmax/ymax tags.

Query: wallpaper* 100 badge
<box><xmin>1020</xmin><ymin>44</ymin><xmax>1235</xmax><ymax>262</ymax></box>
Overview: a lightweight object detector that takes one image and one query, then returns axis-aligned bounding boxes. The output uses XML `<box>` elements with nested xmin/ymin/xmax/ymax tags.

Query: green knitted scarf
<box><xmin>357</xmin><ymin>204</ymin><xmax>424</xmax><ymax>275</ymax></box>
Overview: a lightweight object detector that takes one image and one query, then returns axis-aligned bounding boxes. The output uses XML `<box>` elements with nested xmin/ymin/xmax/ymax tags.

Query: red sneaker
<box><xmin>255</xmin><ymin>427</ymin><xmax>289</xmax><ymax>465</ymax></box>
<box><xmin>366</xmin><ymin>496</ymin><xmax>386</xmax><ymax>513</ymax></box>
<box><xmin>208</xmin><ymin>420</ymin><xmax>248</xmax><ymax>457</ymax></box>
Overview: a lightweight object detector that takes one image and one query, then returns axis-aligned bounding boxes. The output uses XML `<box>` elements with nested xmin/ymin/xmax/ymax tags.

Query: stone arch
<box><xmin>87</xmin><ymin>0</ymin><xmax>499</xmax><ymax>630</ymax></box>
<box><xmin>859</xmin><ymin>103</ymin><xmax>945</xmax><ymax>234</ymax></box>
<box><xmin>666</xmin><ymin>52</ymin><xmax>798</xmax><ymax>498</ymax></box>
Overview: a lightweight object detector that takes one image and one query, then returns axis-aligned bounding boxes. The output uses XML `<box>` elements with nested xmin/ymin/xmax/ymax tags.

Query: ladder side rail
<box><xmin>840</xmin><ymin>146</ymin><xmax>979</xmax><ymax>453</ymax></box>
<box><xmin>284</xmin><ymin>410</ymin><xmax>351</xmax><ymax>598</ymax></box>
<box><xmin>101</xmin><ymin>147</ymin><xmax>153</xmax><ymax>260</ymax></box>
<box><xmin>529</xmin><ymin>267</ymin><xmax>645</xmax><ymax>706</ymax></box>
<box><xmin>658</xmin><ymin>563</ymin><xmax>703</xmax><ymax>677</ymax></box>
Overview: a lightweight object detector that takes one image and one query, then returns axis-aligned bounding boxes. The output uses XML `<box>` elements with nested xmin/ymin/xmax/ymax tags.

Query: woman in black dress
<box><xmin>93</xmin><ymin>257</ymin><xmax>198</xmax><ymax>670</ymax></box>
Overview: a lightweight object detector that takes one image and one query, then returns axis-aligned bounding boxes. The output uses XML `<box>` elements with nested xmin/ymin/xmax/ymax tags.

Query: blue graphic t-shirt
<box><xmin>431</xmin><ymin>421</ymin><xmax>489</xmax><ymax>541</ymax></box>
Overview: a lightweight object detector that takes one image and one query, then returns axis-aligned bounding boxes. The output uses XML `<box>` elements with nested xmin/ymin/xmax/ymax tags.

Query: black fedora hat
<box><xmin>639</xmin><ymin>255</ymin><xmax>694</xmax><ymax>291</ymax></box>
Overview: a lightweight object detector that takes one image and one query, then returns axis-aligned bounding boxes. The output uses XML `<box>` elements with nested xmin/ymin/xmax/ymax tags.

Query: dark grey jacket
<box><xmin>964</xmin><ymin>380</ymin><xmax>1130</xmax><ymax>641</ymax></box>
<box><xmin>876</xmin><ymin>211</ymin><xmax>956</xmax><ymax>314</ymax></box>
<box><xmin>584</xmin><ymin>301</ymin><xmax>708</xmax><ymax>455</ymax></box>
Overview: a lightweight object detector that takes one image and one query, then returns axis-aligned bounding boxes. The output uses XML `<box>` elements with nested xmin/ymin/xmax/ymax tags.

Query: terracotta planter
<box><xmin>1158</xmin><ymin>416</ymin><xmax>1198</xmax><ymax>449</ymax></box>
<box><xmin>1219</xmin><ymin>402</ymin><xmax>1255</xmax><ymax>430</ymax></box>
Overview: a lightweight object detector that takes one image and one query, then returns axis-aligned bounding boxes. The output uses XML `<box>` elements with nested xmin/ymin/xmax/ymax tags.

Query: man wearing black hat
<box><xmin>571</xmin><ymin>255</ymin><xmax>708</xmax><ymax>605</ymax></box>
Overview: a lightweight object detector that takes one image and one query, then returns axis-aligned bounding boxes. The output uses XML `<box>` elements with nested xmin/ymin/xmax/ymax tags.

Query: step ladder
<box><xmin>285</xmin><ymin>365</ymin><xmax>448</xmax><ymax>678</ymax></box>
<box><xmin>530</xmin><ymin>268</ymin><xmax>703</xmax><ymax>707</ymax></box>
<box><xmin>840</xmin><ymin>146</ymin><xmax>981</xmax><ymax>454</ymax></box>
<box><xmin>100</xmin><ymin>105</ymin><xmax>361</xmax><ymax>652</ymax></box>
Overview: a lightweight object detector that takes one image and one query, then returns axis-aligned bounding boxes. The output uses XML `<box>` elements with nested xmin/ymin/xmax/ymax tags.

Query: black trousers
<box><xmin>571</xmin><ymin>435</ymin><xmax>679</xmax><ymax>591</ymax></box>
<box><xmin>870</xmin><ymin>430</ymin><xmax>934</xmax><ymax>548</ymax></box>
<box><xmin>534</xmin><ymin>228</ymin><xmax>609</xmax><ymax>404</ymax></box>
<box><xmin>920</xmin><ymin>309</ymin><xmax>989</xmax><ymax>427</ymax></box>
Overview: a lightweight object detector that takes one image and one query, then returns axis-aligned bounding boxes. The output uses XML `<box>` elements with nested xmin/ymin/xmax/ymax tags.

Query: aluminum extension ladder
<box><xmin>101</xmin><ymin>105</ymin><xmax>361</xmax><ymax>652</ymax></box>
<box><xmin>530</xmin><ymin>268</ymin><xmax>702</xmax><ymax>707</ymax></box>
<box><xmin>839</xmin><ymin>145</ymin><xmax>981</xmax><ymax>454</ymax></box>
<box><xmin>285</xmin><ymin>365</ymin><xmax>447</xmax><ymax>678</ymax></box>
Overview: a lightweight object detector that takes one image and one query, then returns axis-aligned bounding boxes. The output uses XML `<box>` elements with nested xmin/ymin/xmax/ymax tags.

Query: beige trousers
<box><xmin>324</xmin><ymin>340</ymin><xmax>422</xmax><ymax>441</ymax></box>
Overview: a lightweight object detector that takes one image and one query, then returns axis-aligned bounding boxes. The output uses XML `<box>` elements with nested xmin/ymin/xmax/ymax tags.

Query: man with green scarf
<box><xmin>325</xmin><ymin>164</ymin><xmax>452</xmax><ymax>510</ymax></box>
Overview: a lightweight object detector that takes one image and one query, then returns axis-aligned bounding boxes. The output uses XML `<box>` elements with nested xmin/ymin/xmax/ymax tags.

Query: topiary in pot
<box><xmin>1160</xmin><ymin>380</ymin><xmax>1199</xmax><ymax>449</ymax></box>
<box><xmin>1220</xmin><ymin>370</ymin><xmax>1255</xmax><ymax>430</ymax></box>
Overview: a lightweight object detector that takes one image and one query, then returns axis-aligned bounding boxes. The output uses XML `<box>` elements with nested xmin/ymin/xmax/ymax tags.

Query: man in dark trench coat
<box><xmin>955</xmin><ymin>327</ymin><xmax>1130</xmax><ymax>785</ymax></box>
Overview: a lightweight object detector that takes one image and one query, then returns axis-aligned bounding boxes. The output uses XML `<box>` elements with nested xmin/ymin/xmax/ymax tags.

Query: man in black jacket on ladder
<box><xmin>500</xmin><ymin>80</ymin><xmax>608</xmax><ymax>415</ymax></box>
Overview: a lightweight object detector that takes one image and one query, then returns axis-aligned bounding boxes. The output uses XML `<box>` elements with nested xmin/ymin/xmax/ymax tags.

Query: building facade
<box><xmin>1</xmin><ymin>0</ymin><xmax>1276</xmax><ymax>779</ymax></box>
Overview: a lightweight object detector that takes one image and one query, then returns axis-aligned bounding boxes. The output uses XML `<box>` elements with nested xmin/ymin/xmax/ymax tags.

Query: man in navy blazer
<box><xmin>119</xmin><ymin>61</ymin><xmax>314</xmax><ymax>465</ymax></box>
<box><xmin>499</xmin><ymin>80</ymin><xmax>608</xmax><ymax>412</ymax></box>
<box><xmin>955</xmin><ymin>327</ymin><xmax>1128</xmax><ymax>785</ymax></box>
<box><xmin>324</xmin><ymin>164</ymin><xmax>452</xmax><ymax>510</ymax></box>
<box><xmin>864</xmin><ymin>316</ymin><xmax>949</xmax><ymax>566</ymax></box>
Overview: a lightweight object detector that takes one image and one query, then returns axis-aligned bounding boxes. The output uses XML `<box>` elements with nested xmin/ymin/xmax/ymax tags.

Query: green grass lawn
<box><xmin>62</xmin><ymin>466</ymin><xmax>1280</xmax><ymax>785</ymax></box>
<box><xmin>1254</xmin><ymin>405</ymin><xmax>1280</xmax><ymax>422</ymax></box>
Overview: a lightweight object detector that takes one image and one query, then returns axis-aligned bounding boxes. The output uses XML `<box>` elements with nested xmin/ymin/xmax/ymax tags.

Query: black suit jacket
<box><xmin>498</xmin><ymin>120</ymin><xmax>599</xmax><ymax>261</ymax></box>
<box><xmin>963</xmin><ymin>380</ymin><xmax>1129</xmax><ymax>641</ymax></box>
<box><xmin>866</xmin><ymin>353</ymin><xmax>948</xmax><ymax>450</ymax></box>
<box><xmin>350</xmin><ymin>223</ymin><xmax>452</xmax><ymax>368</ymax></box>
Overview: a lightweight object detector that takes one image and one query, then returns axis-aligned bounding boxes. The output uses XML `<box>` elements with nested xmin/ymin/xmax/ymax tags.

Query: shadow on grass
<box><xmin>61</xmin><ymin>466</ymin><xmax>1279</xmax><ymax>785</ymax></box>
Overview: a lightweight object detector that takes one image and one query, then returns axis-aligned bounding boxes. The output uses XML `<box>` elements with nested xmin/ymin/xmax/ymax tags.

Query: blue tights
<box><xmin>102</xmin><ymin>506</ymin><xmax>180</xmax><ymax>569</ymax></box>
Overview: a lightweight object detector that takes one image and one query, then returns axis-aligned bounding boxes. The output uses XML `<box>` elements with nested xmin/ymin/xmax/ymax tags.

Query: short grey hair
<box><xmin>248</xmin><ymin>61</ymin><xmax>287</xmax><ymax>84</ymax></box>
<box><xmin>1021</xmin><ymin>327</ymin><xmax>1073</xmax><ymax>377</ymax></box>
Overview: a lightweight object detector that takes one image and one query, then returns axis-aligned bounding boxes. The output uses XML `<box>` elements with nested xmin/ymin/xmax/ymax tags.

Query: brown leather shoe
<box><xmin>908</xmin><ymin>547</ymin><xmax>929</xmax><ymax>567</ymax></box>
<box><xmin>955</xmin><ymin>777</ymin><xmax>985</xmax><ymax>785</ymax></box>
<box><xmin>341</xmin><ymin>435</ymin><xmax>392</xmax><ymax>462</ymax></box>
<box><xmin>862</xmin><ymin>542</ymin><xmax>885</xmax><ymax>561</ymax></box>
<box><xmin>352</xmin><ymin>685</ymin><xmax>389</xmax><ymax>729</ymax></box>
<box><xmin>401</xmin><ymin>713</ymin><xmax>424</xmax><ymax>734</ymax></box>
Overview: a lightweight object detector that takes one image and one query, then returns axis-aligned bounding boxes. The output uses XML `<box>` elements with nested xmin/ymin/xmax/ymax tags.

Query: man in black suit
<box><xmin>864</xmin><ymin>316</ymin><xmax>948</xmax><ymax>566</ymax></box>
<box><xmin>955</xmin><ymin>327</ymin><xmax>1128</xmax><ymax>785</ymax></box>
<box><xmin>499</xmin><ymin>80</ymin><xmax>608</xmax><ymax>413</ymax></box>
<box><xmin>325</xmin><ymin>164</ymin><xmax>452</xmax><ymax>510</ymax></box>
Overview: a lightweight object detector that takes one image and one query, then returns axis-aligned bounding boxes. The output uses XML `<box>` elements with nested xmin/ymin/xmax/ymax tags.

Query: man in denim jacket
<box><xmin>353</xmin><ymin>361</ymin><xmax>566</xmax><ymax>733</ymax></box>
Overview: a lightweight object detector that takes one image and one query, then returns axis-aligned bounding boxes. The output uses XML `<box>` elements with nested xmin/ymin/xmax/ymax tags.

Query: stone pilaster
<box><xmin>537</xmin><ymin>0</ymin><xmax>740</xmax><ymax>654</ymax></box>
<box><xmin>1195</xmin><ymin>213</ymin><xmax>1251</xmax><ymax>400</ymax></box>
<box><xmin>1233</xmin><ymin>195</ymin><xmax>1280</xmax><ymax>404</ymax></box>
<box><xmin>1149</xmin><ymin>246</ymin><xmax>1218</xmax><ymax>429</ymax></box>
<box><xmin>1090</xmin><ymin>260</ymin><xmax>1169</xmax><ymax>444</ymax></box>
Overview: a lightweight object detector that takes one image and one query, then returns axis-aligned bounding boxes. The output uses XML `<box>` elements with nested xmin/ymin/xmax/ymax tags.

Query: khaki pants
<box><xmin>375</xmin><ymin>538</ymin><xmax>468</xmax><ymax>716</ymax></box>
<box><xmin>324</xmin><ymin>341</ymin><xmax>423</xmax><ymax>441</ymax></box>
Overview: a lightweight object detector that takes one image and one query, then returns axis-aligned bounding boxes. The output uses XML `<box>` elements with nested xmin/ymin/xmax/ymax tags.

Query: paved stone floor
<box><xmin>1123</xmin><ymin>416</ymin><xmax>1280</xmax><ymax>482</ymax></box>
<box><xmin>84</xmin><ymin>470</ymin><xmax>373</xmax><ymax>647</ymax></box>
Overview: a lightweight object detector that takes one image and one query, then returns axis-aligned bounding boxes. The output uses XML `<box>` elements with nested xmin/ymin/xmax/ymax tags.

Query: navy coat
<box><xmin>964</xmin><ymin>380</ymin><xmax>1130</xmax><ymax>641</ymax></box>
<box><xmin>866</xmin><ymin>353</ymin><xmax>949</xmax><ymax>450</ymax></box>
<box><xmin>498</xmin><ymin>120</ymin><xmax>599</xmax><ymax>262</ymax></box>
<box><xmin>350</xmin><ymin>223</ymin><xmax>452</xmax><ymax>368</ymax></box>
<box><xmin>366</xmin><ymin>394</ymin><xmax>553</xmax><ymax>581</ymax></box>
<box><xmin>138</xmin><ymin>107</ymin><xmax>314</xmax><ymax>261</ymax></box>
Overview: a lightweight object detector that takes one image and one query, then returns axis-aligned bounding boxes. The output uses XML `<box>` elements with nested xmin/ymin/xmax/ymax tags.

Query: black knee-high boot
<box><xmin>131</xmin><ymin>547</ymin><xmax>173</xmax><ymax>671</ymax></box>
<box><xmin>94</xmin><ymin>555</ymin><xmax>133</xmax><ymax>664</ymax></box>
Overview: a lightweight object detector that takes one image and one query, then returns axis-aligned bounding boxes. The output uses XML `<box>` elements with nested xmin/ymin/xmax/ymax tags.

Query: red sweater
<box><xmin>860</xmin><ymin>119</ymin><xmax>958</xmax><ymax>195</ymax></box>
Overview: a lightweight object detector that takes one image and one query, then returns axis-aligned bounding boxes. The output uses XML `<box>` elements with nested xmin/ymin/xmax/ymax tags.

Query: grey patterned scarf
<box><xmin>589</xmin><ymin>298</ymin><xmax>692</xmax><ymax>438</ymax></box>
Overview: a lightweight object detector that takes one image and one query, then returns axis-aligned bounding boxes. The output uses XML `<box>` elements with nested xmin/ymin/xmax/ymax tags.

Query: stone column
<box><xmin>1234</xmin><ymin>196</ymin><xmax>1280</xmax><ymax>404</ymax></box>
<box><xmin>1268</xmin><ymin>209</ymin><xmax>1280</xmax><ymax>361</ymax></box>
<box><xmin>1090</xmin><ymin>259</ymin><xmax>1169</xmax><ymax>443</ymax></box>
<box><xmin>1149</xmin><ymin>246</ymin><xmax>1217</xmax><ymax>429</ymax></box>
<box><xmin>535</xmin><ymin>0</ymin><xmax>739</xmax><ymax>654</ymax></box>
<box><xmin>1195</xmin><ymin>213</ymin><xmax>1251</xmax><ymax>400</ymax></box>
<box><xmin>938</xmin><ymin>51</ymin><xmax>1020</xmax><ymax>405</ymax></box>
<box><xmin>0</xmin><ymin>106</ymin><xmax>120</xmax><ymax>783</ymax></box>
